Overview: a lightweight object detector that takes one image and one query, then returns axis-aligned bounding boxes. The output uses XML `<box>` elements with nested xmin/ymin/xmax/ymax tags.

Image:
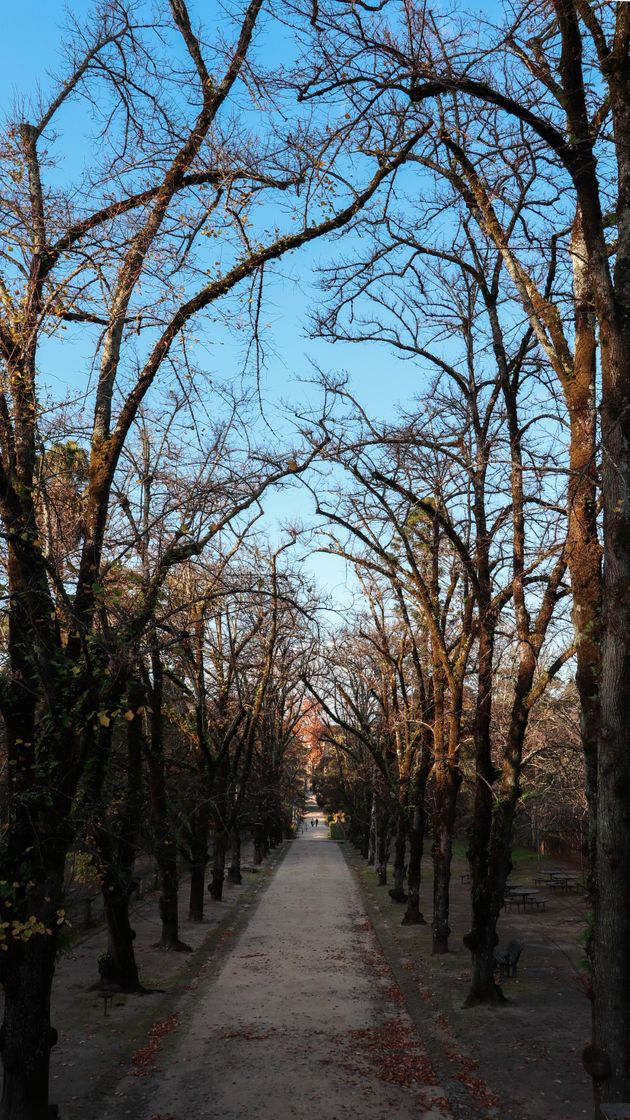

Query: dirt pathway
<box><xmin>96</xmin><ymin>810</ymin><xmax>450</xmax><ymax>1120</ymax></box>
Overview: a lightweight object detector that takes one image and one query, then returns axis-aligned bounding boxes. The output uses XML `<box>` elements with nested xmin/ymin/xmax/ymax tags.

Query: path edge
<box><xmin>83</xmin><ymin>838</ymin><xmax>294</xmax><ymax>1120</ymax></box>
<box><xmin>337</xmin><ymin>837</ymin><xmax>506</xmax><ymax>1120</ymax></box>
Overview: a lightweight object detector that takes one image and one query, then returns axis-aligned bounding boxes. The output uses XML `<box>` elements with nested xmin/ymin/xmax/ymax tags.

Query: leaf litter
<box><xmin>131</xmin><ymin>1013</ymin><xmax>180</xmax><ymax>1077</ymax></box>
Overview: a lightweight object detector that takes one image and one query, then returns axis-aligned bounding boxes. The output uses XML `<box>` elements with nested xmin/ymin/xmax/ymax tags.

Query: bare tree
<box><xmin>297</xmin><ymin>3</ymin><xmax>624</xmax><ymax>1106</ymax></box>
<box><xmin>301</xmin><ymin>243</ymin><xmax>574</xmax><ymax>979</ymax></box>
<box><xmin>0</xmin><ymin>1</ymin><xmax>425</xmax><ymax>1112</ymax></box>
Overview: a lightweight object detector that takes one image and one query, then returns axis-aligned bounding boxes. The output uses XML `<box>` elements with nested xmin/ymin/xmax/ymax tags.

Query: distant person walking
<box><xmin>315</xmin><ymin>818</ymin><xmax>319</xmax><ymax>828</ymax></box>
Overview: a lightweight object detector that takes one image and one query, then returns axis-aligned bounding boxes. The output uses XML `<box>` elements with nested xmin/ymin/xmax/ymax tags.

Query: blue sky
<box><xmin>0</xmin><ymin>1</ymin><xmax>502</xmax><ymax>606</ymax></box>
<box><xmin>1</xmin><ymin>0</ymin><xmax>504</xmax><ymax>100</ymax></box>
<box><xmin>0</xmin><ymin>3</ymin><xmax>429</xmax><ymax>421</ymax></box>
<box><xmin>0</xmin><ymin>2</ymin><xmax>425</xmax><ymax>421</ymax></box>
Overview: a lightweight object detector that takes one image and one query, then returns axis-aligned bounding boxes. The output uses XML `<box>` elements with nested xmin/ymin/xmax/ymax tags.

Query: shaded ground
<box><xmin>343</xmin><ymin>841</ymin><xmax>592</xmax><ymax>1120</ymax></box>
<box><xmin>48</xmin><ymin>842</ymin><xmax>284</xmax><ymax>1119</ymax></box>
<box><xmin>42</xmin><ymin>819</ymin><xmax>592</xmax><ymax>1120</ymax></box>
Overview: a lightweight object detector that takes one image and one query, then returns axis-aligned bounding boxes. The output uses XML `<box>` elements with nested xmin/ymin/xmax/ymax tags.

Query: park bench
<box><xmin>494</xmin><ymin>939</ymin><xmax>525</xmax><ymax>979</ymax></box>
<box><xmin>601</xmin><ymin>1106</ymin><xmax>630</xmax><ymax>1120</ymax></box>
<box><xmin>547</xmin><ymin>877</ymin><xmax>571</xmax><ymax>891</ymax></box>
<box><xmin>65</xmin><ymin>895</ymin><xmax>98</xmax><ymax>930</ymax></box>
<box><xmin>524</xmin><ymin>895</ymin><xmax>548</xmax><ymax>912</ymax></box>
<box><xmin>535</xmin><ymin>874</ymin><xmax>566</xmax><ymax>889</ymax></box>
<box><xmin>562</xmin><ymin>873</ymin><xmax>588</xmax><ymax>895</ymax></box>
<box><xmin>97</xmin><ymin>989</ymin><xmax>115</xmax><ymax>1016</ymax></box>
<box><xmin>534</xmin><ymin>870</ymin><xmax>588</xmax><ymax>894</ymax></box>
<box><xmin>132</xmin><ymin>871</ymin><xmax>160</xmax><ymax>898</ymax></box>
<box><xmin>504</xmin><ymin>891</ymin><xmax>548</xmax><ymax>912</ymax></box>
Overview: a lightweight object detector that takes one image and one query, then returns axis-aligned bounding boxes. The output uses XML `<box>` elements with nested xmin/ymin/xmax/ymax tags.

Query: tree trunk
<box><xmin>566</xmin><ymin>76</ymin><xmax>630</xmax><ymax>1109</ymax></box>
<box><xmin>153</xmin><ymin>837</ymin><xmax>192</xmax><ymax>950</ymax></box>
<box><xmin>187</xmin><ymin>776</ymin><xmax>211</xmax><ymax>922</ymax></box>
<box><xmin>464</xmin><ymin>607</ymin><xmax>497</xmax><ymax>973</ymax></box>
<box><xmin>464</xmin><ymin>679</ymin><xmax>531</xmax><ymax>1003</ymax></box>
<box><xmin>367</xmin><ymin>790</ymin><xmax>377</xmax><ymax>865</ymax></box>
<box><xmin>253</xmin><ymin>820</ymin><xmax>266</xmax><ymax>864</ymax></box>
<box><xmin>155</xmin><ymin>849</ymin><xmax>182</xmax><ymax>947</ymax></box>
<box><xmin>146</xmin><ymin>820</ymin><xmax>177</xmax><ymax>945</ymax></box>
<box><xmin>227</xmin><ymin>827</ymin><xmax>242</xmax><ymax>884</ymax></box>
<box><xmin>72</xmin><ymin>714</ymin><xmax>140</xmax><ymax>991</ymax></box>
<box><xmin>208</xmin><ymin>827</ymin><xmax>228</xmax><ymax>901</ymax></box>
<box><xmin>101</xmin><ymin>882</ymin><xmax>140</xmax><ymax>992</ymax></box>
<box><xmin>0</xmin><ymin>865</ymin><xmax>64</xmax><ymax>1120</ymax></box>
<box><xmin>431</xmin><ymin>763</ymin><xmax>459</xmax><ymax>953</ymax></box>
<box><xmin>463</xmin><ymin>789</ymin><xmax>518</xmax><ymax>1007</ymax></box>
<box><xmin>376</xmin><ymin>805</ymin><xmax>390</xmax><ymax>885</ymax></box>
<box><xmin>188</xmin><ymin>864</ymin><xmax>206</xmax><ymax>923</ymax></box>
<box><xmin>462</xmin><ymin>884</ymin><xmax>505</xmax><ymax>1008</ymax></box>
<box><xmin>389</xmin><ymin>813</ymin><xmax>407</xmax><ymax>903</ymax></box>
<box><xmin>108</xmin><ymin>680</ymin><xmax>145</xmax><ymax>990</ymax></box>
<box><xmin>590</xmin><ymin>314</ymin><xmax>630</xmax><ymax>1102</ymax></box>
<box><xmin>429</xmin><ymin>664</ymin><xmax>448</xmax><ymax>951</ymax></box>
<box><xmin>146</xmin><ymin>648</ymin><xmax>189</xmax><ymax>951</ymax></box>
<box><xmin>271</xmin><ymin>814</ymin><xmax>284</xmax><ymax>847</ymax></box>
<box><xmin>0</xmin><ymin>613</ymin><xmax>77</xmax><ymax>1089</ymax></box>
<box><xmin>566</xmin><ymin>212</ymin><xmax>601</xmax><ymax>848</ymax></box>
<box><xmin>402</xmin><ymin>774</ymin><xmax>429</xmax><ymax>926</ymax></box>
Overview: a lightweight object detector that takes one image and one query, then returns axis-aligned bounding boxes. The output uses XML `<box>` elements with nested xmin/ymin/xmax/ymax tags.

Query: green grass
<box><xmin>451</xmin><ymin>838</ymin><xmax>546</xmax><ymax>867</ymax></box>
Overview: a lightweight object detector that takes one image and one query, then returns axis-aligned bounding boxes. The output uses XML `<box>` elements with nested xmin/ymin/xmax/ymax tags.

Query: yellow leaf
<box><xmin>97</xmin><ymin>712</ymin><xmax>110</xmax><ymax>728</ymax></box>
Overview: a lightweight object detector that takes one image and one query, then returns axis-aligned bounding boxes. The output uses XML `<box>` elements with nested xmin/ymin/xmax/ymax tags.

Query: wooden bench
<box><xmin>547</xmin><ymin>877</ymin><xmax>572</xmax><ymax>891</ymax></box>
<box><xmin>494</xmin><ymin>939</ymin><xmax>525</xmax><ymax>979</ymax></box>
<box><xmin>66</xmin><ymin>896</ymin><xmax>98</xmax><ymax>930</ymax></box>
<box><xmin>97</xmin><ymin>990</ymin><xmax>115</xmax><ymax>1016</ymax></box>
<box><xmin>567</xmin><ymin>875</ymin><xmax>588</xmax><ymax>895</ymax></box>
<box><xmin>504</xmin><ymin>894</ymin><xmax>548</xmax><ymax>912</ymax></box>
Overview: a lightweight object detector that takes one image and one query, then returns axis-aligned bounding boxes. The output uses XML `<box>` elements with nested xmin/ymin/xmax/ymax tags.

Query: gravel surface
<box><xmin>93</xmin><ymin>810</ymin><xmax>451</xmax><ymax>1120</ymax></box>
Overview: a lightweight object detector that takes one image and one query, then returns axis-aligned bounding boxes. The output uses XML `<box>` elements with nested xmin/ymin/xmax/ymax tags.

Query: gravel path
<box><xmin>97</xmin><ymin>809</ymin><xmax>450</xmax><ymax>1120</ymax></box>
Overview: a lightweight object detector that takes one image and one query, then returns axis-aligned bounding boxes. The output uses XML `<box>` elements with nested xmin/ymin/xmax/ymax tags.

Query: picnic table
<box><xmin>504</xmin><ymin>886</ymin><xmax>548</xmax><ymax>912</ymax></box>
<box><xmin>534</xmin><ymin>870</ymin><xmax>586</xmax><ymax>893</ymax></box>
